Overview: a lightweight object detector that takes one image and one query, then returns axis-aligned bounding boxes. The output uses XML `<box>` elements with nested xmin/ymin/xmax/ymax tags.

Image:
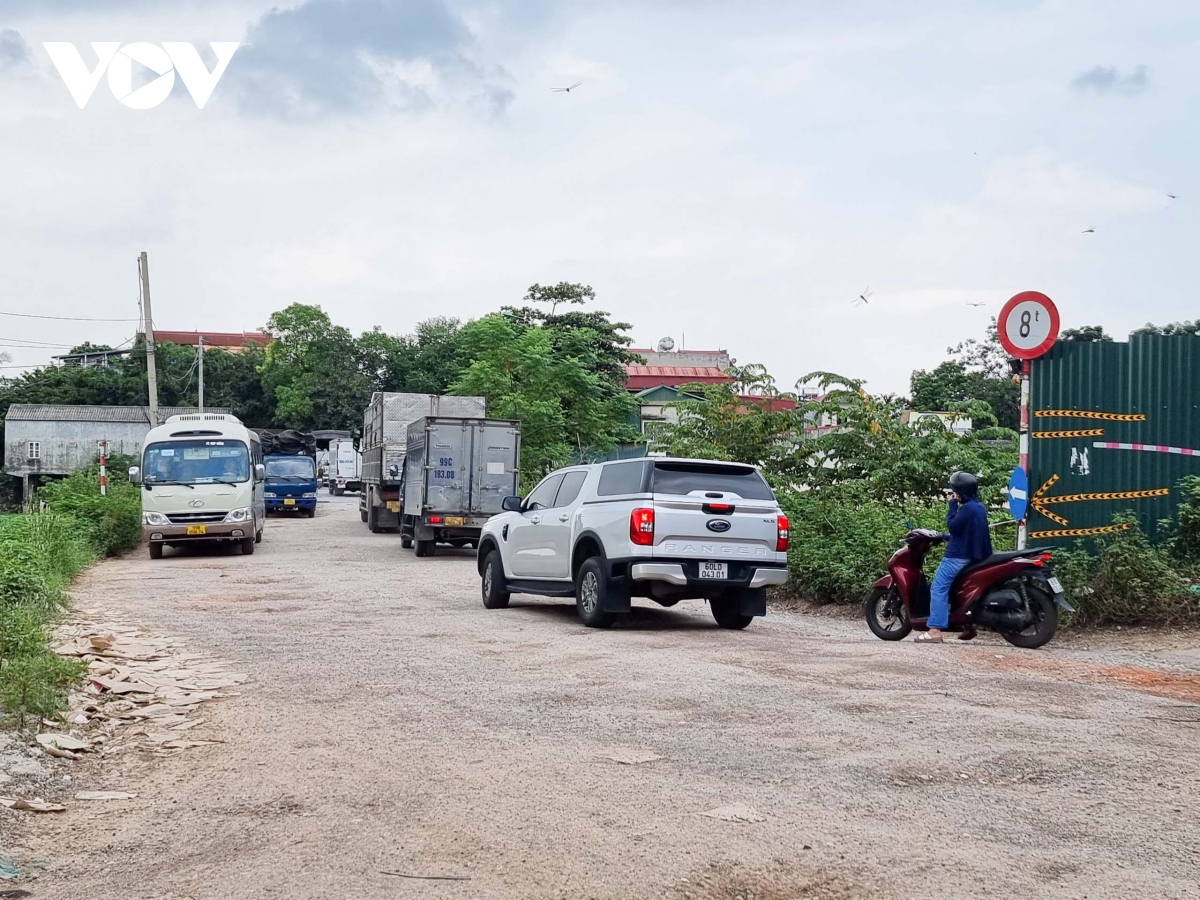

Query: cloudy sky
<box><xmin>0</xmin><ymin>0</ymin><xmax>1196</xmax><ymax>393</ymax></box>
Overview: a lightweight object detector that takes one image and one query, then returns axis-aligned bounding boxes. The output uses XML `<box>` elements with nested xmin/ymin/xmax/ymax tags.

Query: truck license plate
<box><xmin>284</xmin><ymin>498</ymin><xmax>296</xmax><ymax>506</ymax></box>
<box><xmin>444</xmin><ymin>516</ymin><xmax>465</xmax><ymax>526</ymax></box>
<box><xmin>387</xmin><ymin>501</ymin><xmax>400</xmax><ymax>512</ymax></box>
<box><xmin>699</xmin><ymin>561</ymin><xmax>728</xmax><ymax>580</ymax></box>
<box><xmin>186</xmin><ymin>525</ymin><xmax>207</xmax><ymax>536</ymax></box>
<box><xmin>1048</xmin><ymin>576</ymin><xmax>1064</xmax><ymax>594</ymax></box>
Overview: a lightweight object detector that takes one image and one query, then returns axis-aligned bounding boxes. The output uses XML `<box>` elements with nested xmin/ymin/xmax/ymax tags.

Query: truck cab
<box><xmin>264</xmin><ymin>454</ymin><xmax>318</xmax><ymax>517</ymax></box>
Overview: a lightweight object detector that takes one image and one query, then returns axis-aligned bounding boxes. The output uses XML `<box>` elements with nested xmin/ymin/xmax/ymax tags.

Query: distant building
<box><xmin>51</xmin><ymin>348</ymin><xmax>132</xmax><ymax>368</ymax></box>
<box><xmin>629</xmin><ymin>346</ymin><xmax>732</xmax><ymax>370</ymax></box>
<box><xmin>900</xmin><ymin>410</ymin><xmax>972</xmax><ymax>436</ymax></box>
<box><xmin>3</xmin><ymin>404</ymin><xmax>229</xmax><ymax>503</ymax></box>
<box><xmin>148</xmin><ymin>331</ymin><xmax>272</xmax><ymax>353</ymax></box>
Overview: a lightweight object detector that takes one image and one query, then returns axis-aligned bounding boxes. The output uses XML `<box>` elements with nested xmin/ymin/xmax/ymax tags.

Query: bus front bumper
<box><xmin>144</xmin><ymin>523</ymin><xmax>248</xmax><ymax>543</ymax></box>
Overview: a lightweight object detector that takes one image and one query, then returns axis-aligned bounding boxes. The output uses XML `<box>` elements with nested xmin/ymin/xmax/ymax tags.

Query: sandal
<box><xmin>914</xmin><ymin>631</ymin><xmax>943</xmax><ymax>643</ymax></box>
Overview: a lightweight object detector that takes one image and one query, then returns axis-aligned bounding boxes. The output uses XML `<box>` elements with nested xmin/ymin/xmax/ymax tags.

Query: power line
<box><xmin>0</xmin><ymin>310</ymin><xmax>141</xmax><ymax>322</ymax></box>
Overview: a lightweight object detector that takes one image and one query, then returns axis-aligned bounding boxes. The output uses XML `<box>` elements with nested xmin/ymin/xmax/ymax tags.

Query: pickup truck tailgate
<box><xmin>647</xmin><ymin>460</ymin><xmax>782</xmax><ymax>562</ymax></box>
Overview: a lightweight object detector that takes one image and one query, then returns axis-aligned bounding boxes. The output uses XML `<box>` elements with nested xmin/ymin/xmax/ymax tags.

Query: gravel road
<box><xmin>10</xmin><ymin>494</ymin><xmax>1200</xmax><ymax>899</ymax></box>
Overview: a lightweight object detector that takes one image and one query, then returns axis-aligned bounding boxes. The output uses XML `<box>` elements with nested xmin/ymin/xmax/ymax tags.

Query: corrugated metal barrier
<box><xmin>1029</xmin><ymin>335</ymin><xmax>1200</xmax><ymax>545</ymax></box>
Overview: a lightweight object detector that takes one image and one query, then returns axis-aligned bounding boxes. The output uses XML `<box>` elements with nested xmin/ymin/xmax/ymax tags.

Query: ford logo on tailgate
<box><xmin>706</xmin><ymin>519</ymin><xmax>731</xmax><ymax>533</ymax></box>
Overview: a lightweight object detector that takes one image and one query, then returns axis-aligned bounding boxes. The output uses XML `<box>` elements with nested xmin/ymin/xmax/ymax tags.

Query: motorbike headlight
<box><xmin>142</xmin><ymin>511</ymin><xmax>170</xmax><ymax>526</ymax></box>
<box><xmin>224</xmin><ymin>507</ymin><xmax>253</xmax><ymax>523</ymax></box>
<box><xmin>302</xmin><ymin>492</ymin><xmax>317</xmax><ymax>498</ymax></box>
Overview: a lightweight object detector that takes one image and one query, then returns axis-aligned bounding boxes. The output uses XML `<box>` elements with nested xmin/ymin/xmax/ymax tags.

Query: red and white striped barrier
<box><xmin>98</xmin><ymin>440</ymin><xmax>108</xmax><ymax>496</ymax></box>
<box><xmin>1093</xmin><ymin>441</ymin><xmax>1200</xmax><ymax>457</ymax></box>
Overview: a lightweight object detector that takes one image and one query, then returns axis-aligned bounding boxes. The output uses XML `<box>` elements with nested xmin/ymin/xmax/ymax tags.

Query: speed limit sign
<box><xmin>998</xmin><ymin>291</ymin><xmax>1060</xmax><ymax>359</ymax></box>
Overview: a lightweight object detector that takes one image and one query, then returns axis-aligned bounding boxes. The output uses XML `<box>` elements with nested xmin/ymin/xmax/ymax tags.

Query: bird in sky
<box><xmin>967</xmin><ymin>302</ymin><xmax>986</xmax><ymax>307</ymax></box>
<box><xmin>1168</xmin><ymin>193</ymin><xmax>1178</xmax><ymax>199</ymax></box>
<box><xmin>1082</xmin><ymin>227</ymin><xmax>1095</xmax><ymax>233</ymax></box>
<box><xmin>552</xmin><ymin>81</ymin><xmax>583</xmax><ymax>93</ymax></box>
<box><xmin>853</xmin><ymin>287</ymin><xmax>872</xmax><ymax>307</ymax></box>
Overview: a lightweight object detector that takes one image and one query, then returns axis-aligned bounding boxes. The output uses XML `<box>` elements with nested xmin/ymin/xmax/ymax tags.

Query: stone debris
<box><xmin>50</xmin><ymin>607</ymin><xmax>247</xmax><ymax>756</ymax></box>
<box><xmin>701</xmin><ymin>803</ymin><xmax>766</xmax><ymax>823</ymax></box>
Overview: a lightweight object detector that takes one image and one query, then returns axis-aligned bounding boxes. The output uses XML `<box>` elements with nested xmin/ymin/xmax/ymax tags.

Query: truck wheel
<box><xmin>401</xmin><ymin>535</ymin><xmax>413</xmax><ymax>549</ymax></box>
<box><xmin>149</xmin><ymin>542</ymin><xmax>163</xmax><ymax>560</ymax></box>
<box><xmin>360</xmin><ymin>507</ymin><xmax>368</xmax><ymax>523</ymax></box>
<box><xmin>710</xmin><ymin>595</ymin><xmax>754</xmax><ymax>630</ymax></box>
<box><xmin>415</xmin><ymin>539</ymin><xmax>437</xmax><ymax>557</ymax></box>
<box><xmin>240</xmin><ymin>537</ymin><xmax>256</xmax><ymax>555</ymax></box>
<box><xmin>576</xmin><ymin>558</ymin><xmax>616</xmax><ymax>628</ymax></box>
<box><xmin>333</xmin><ymin>487</ymin><xmax>344</xmax><ymax>496</ymax></box>
<box><xmin>481</xmin><ymin>551</ymin><xmax>510</xmax><ymax>609</ymax></box>
<box><xmin>306</xmin><ymin>508</ymin><xmax>316</xmax><ymax>519</ymax></box>
<box><xmin>367</xmin><ymin>499</ymin><xmax>382</xmax><ymax>534</ymax></box>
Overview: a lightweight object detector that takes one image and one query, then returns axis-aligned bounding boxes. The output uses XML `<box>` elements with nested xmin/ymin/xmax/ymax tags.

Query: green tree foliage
<box><xmin>909</xmin><ymin>320</ymin><xmax>1019</xmax><ymax>430</ymax></box>
<box><xmin>452</xmin><ymin>310</ymin><xmax>639</xmax><ymax>490</ymax></box>
<box><xmin>1060</xmin><ymin>324</ymin><xmax>1113</xmax><ymax>342</ymax></box>
<box><xmin>1134</xmin><ymin>319</ymin><xmax>1199</xmax><ymax>336</ymax></box>
<box><xmin>651</xmin><ymin>365</ymin><xmax>798</xmax><ymax>471</ymax></box>
<box><xmin>261</xmin><ymin>303</ymin><xmax>374</xmax><ymax>430</ymax></box>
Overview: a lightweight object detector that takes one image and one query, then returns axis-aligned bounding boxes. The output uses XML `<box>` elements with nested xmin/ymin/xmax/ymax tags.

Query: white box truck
<box><xmin>327</xmin><ymin>438</ymin><xmax>362</xmax><ymax>495</ymax></box>
<box><xmin>359</xmin><ymin>392</ymin><xmax>487</xmax><ymax>533</ymax></box>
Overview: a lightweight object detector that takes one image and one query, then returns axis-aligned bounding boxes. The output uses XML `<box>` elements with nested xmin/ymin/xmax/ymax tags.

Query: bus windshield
<box><xmin>144</xmin><ymin>440</ymin><xmax>250</xmax><ymax>485</ymax></box>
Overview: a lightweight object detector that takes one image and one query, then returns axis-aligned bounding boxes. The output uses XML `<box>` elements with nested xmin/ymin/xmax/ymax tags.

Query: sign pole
<box><xmin>1018</xmin><ymin>359</ymin><xmax>1031</xmax><ymax>549</ymax></box>
<box><xmin>99</xmin><ymin>440</ymin><xmax>108</xmax><ymax>497</ymax></box>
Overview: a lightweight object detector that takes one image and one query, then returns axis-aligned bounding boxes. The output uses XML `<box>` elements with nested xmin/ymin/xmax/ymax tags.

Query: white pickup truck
<box><xmin>476</xmin><ymin>458</ymin><xmax>789</xmax><ymax>629</ymax></box>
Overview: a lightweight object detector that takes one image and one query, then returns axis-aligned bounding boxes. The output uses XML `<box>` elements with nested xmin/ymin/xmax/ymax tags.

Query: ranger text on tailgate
<box><xmin>477</xmin><ymin>458</ymin><xmax>789</xmax><ymax>629</ymax></box>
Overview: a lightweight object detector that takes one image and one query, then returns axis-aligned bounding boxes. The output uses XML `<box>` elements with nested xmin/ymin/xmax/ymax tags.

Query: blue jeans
<box><xmin>929</xmin><ymin>556</ymin><xmax>971</xmax><ymax>630</ymax></box>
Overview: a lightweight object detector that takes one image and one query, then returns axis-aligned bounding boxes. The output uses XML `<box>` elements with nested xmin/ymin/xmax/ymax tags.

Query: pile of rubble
<box><xmin>1</xmin><ymin>608</ymin><xmax>245</xmax><ymax>813</ymax></box>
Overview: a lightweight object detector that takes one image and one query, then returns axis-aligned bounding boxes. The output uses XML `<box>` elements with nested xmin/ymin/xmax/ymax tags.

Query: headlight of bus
<box><xmin>142</xmin><ymin>511</ymin><xmax>169</xmax><ymax>526</ymax></box>
<box><xmin>224</xmin><ymin>507</ymin><xmax>253</xmax><ymax>523</ymax></box>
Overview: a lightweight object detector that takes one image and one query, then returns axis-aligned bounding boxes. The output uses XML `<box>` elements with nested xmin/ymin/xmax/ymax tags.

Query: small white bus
<box><xmin>129</xmin><ymin>413</ymin><xmax>266</xmax><ymax>560</ymax></box>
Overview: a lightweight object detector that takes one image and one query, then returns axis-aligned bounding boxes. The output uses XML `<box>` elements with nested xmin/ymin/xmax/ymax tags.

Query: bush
<box><xmin>1171</xmin><ymin>475</ymin><xmax>1200</xmax><ymax>564</ymax></box>
<box><xmin>777</xmin><ymin>484</ymin><xmax>948</xmax><ymax>605</ymax></box>
<box><xmin>1052</xmin><ymin>516</ymin><xmax>1199</xmax><ymax>627</ymax></box>
<box><xmin>0</xmin><ymin>462</ymin><xmax>140</xmax><ymax>729</ymax></box>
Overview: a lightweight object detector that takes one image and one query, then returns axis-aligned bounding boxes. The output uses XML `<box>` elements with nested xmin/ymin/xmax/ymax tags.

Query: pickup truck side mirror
<box><xmin>128</xmin><ymin>466</ymin><xmax>141</xmax><ymax>485</ymax></box>
<box><xmin>501</xmin><ymin>495</ymin><xmax>522</xmax><ymax>512</ymax></box>
<box><xmin>255</xmin><ymin>463</ymin><xmax>266</xmax><ymax>482</ymax></box>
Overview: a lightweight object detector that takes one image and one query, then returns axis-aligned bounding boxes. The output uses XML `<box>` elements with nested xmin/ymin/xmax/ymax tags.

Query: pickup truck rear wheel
<box><xmin>710</xmin><ymin>594</ymin><xmax>753</xmax><ymax>629</ymax></box>
<box><xmin>481</xmin><ymin>551</ymin><xmax>510</xmax><ymax>609</ymax></box>
<box><xmin>576</xmin><ymin>558</ymin><xmax>616</xmax><ymax>628</ymax></box>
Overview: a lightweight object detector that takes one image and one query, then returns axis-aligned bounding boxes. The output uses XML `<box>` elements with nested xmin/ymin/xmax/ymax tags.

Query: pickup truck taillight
<box><xmin>630</xmin><ymin>508</ymin><xmax>655</xmax><ymax>546</ymax></box>
<box><xmin>777</xmin><ymin>513</ymin><xmax>790</xmax><ymax>552</ymax></box>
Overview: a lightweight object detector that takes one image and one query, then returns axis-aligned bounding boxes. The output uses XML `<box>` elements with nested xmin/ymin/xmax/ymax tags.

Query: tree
<box><xmin>451</xmin><ymin>314</ymin><xmax>638</xmax><ymax>489</ymax></box>
<box><xmin>261</xmin><ymin>304</ymin><xmax>373</xmax><ymax>430</ymax></box>
<box><xmin>652</xmin><ymin>364</ymin><xmax>798</xmax><ymax>471</ymax></box>
<box><xmin>797</xmin><ymin>372</ymin><xmax>1016</xmax><ymax>505</ymax></box>
<box><xmin>1061</xmin><ymin>325</ymin><xmax>1113</xmax><ymax>342</ymax></box>
<box><xmin>1134</xmin><ymin>320</ymin><xmax>1199</xmax><ymax>336</ymax></box>
<box><xmin>909</xmin><ymin>319</ymin><xmax>1019</xmax><ymax>430</ymax></box>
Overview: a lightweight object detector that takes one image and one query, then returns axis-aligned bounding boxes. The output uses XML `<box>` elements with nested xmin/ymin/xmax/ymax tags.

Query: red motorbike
<box><xmin>866</xmin><ymin>529</ymin><xmax>1072</xmax><ymax>649</ymax></box>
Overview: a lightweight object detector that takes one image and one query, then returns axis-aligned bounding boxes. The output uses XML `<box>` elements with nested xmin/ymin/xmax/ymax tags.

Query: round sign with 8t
<box><xmin>998</xmin><ymin>291</ymin><xmax>1060</xmax><ymax>360</ymax></box>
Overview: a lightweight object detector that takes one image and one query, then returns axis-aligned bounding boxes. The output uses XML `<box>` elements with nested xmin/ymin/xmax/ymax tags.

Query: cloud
<box><xmin>0</xmin><ymin>28</ymin><xmax>31</xmax><ymax>69</ymax></box>
<box><xmin>231</xmin><ymin>0</ymin><xmax>513</xmax><ymax>118</ymax></box>
<box><xmin>1071</xmin><ymin>65</ymin><xmax>1149</xmax><ymax>95</ymax></box>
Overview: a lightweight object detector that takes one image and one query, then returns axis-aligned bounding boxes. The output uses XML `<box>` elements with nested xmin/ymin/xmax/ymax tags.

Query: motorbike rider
<box><xmin>915</xmin><ymin>471</ymin><xmax>993</xmax><ymax>644</ymax></box>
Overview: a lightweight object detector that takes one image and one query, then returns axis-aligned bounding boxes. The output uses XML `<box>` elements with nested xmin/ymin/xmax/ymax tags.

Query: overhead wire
<box><xmin>0</xmin><ymin>311</ymin><xmax>141</xmax><ymax>322</ymax></box>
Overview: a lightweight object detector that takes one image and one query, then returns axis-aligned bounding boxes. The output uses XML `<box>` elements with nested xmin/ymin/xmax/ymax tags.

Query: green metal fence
<box><xmin>1028</xmin><ymin>334</ymin><xmax>1200</xmax><ymax>545</ymax></box>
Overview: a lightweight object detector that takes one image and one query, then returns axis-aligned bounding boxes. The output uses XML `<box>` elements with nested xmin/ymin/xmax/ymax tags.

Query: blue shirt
<box><xmin>945</xmin><ymin>498</ymin><xmax>993</xmax><ymax>561</ymax></box>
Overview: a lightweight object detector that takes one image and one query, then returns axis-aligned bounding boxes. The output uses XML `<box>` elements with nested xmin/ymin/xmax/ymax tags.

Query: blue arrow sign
<box><xmin>1007</xmin><ymin>467</ymin><xmax>1029</xmax><ymax>521</ymax></box>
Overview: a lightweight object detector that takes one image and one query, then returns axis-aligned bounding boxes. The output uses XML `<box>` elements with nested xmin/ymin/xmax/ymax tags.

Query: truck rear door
<box><xmin>649</xmin><ymin>461</ymin><xmax>781</xmax><ymax>565</ymax></box>
<box><xmin>470</xmin><ymin>422</ymin><xmax>519</xmax><ymax>516</ymax></box>
<box><xmin>425</xmin><ymin>421</ymin><xmax>469</xmax><ymax>514</ymax></box>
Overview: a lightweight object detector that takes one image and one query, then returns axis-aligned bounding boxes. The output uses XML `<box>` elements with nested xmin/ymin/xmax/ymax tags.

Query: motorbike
<box><xmin>866</xmin><ymin>528</ymin><xmax>1073</xmax><ymax>649</ymax></box>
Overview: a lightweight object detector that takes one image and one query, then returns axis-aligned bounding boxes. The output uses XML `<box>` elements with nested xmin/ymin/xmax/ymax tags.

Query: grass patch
<box><xmin>0</xmin><ymin>459</ymin><xmax>141</xmax><ymax>730</ymax></box>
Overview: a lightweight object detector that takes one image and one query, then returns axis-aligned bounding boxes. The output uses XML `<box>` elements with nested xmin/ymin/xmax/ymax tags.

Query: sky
<box><xmin>0</xmin><ymin>0</ymin><xmax>1197</xmax><ymax>394</ymax></box>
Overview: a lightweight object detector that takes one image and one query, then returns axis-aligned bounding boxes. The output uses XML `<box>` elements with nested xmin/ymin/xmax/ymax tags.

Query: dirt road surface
<box><xmin>7</xmin><ymin>494</ymin><xmax>1200</xmax><ymax>899</ymax></box>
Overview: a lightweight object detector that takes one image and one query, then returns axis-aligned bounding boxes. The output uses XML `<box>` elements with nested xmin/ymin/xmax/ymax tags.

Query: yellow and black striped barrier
<box><xmin>1032</xmin><ymin>429</ymin><xmax>1105</xmax><ymax>439</ymax></box>
<box><xmin>1030</xmin><ymin>523</ymin><xmax>1134</xmax><ymax>540</ymax></box>
<box><xmin>1034</xmin><ymin>410</ymin><xmax>1146</xmax><ymax>422</ymax></box>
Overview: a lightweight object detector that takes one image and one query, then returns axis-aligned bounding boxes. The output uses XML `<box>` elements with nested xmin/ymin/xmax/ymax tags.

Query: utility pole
<box><xmin>139</xmin><ymin>252</ymin><xmax>160</xmax><ymax>426</ymax></box>
<box><xmin>197</xmin><ymin>336</ymin><xmax>205</xmax><ymax>411</ymax></box>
